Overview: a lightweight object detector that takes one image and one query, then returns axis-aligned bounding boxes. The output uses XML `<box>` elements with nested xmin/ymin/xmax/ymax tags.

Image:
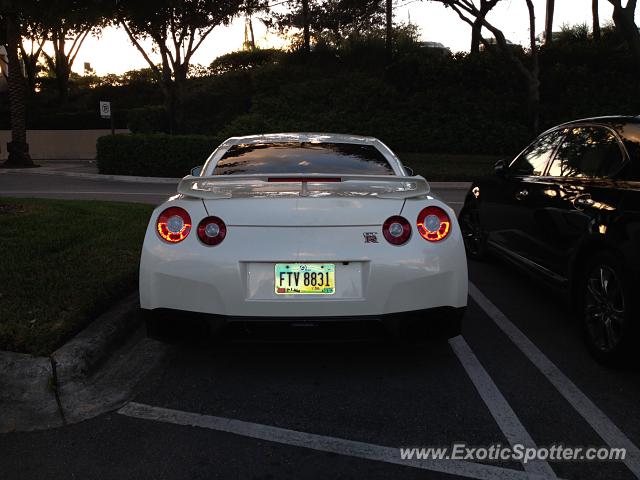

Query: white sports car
<box><xmin>140</xmin><ymin>133</ymin><xmax>468</xmax><ymax>339</ymax></box>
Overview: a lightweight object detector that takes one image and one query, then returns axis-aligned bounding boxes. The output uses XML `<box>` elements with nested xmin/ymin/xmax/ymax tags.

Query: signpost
<box><xmin>99</xmin><ymin>101</ymin><xmax>115</xmax><ymax>135</ymax></box>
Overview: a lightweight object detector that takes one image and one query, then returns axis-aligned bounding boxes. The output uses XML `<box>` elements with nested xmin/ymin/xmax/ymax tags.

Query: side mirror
<box><xmin>404</xmin><ymin>166</ymin><xmax>414</xmax><ymax>176</ymax></box>
<box><xmin>190</xmin><ymin>165</ymin><xmax>203</xmax><ymax>177</ymax></box>
<box><xmin>494</xmin><ymin>159</ymin><xmax>508</xmax><ymax>177</ymax></box>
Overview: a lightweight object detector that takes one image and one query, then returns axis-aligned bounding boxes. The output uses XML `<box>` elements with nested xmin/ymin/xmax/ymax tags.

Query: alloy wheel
<box><xmin>583</xmin><ymin>264</ymin><xmax>625</xmax><ymax>353</ymax></box>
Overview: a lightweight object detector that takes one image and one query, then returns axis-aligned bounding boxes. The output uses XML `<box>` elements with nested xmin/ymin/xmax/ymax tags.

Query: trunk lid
<box><xmin>203</xmin><ymin>197</ymin><xmax>404</xmax><ymax>226</ymax></box>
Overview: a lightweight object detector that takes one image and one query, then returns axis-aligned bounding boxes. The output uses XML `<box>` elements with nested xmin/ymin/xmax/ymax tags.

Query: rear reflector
<box><xmin>157</xmin><ymin>207</ymin><xmax>191</xmax><ymax>243</ymax></box>
<box><xmin>197</xmin><ymin>216</ymin><xmax>227</xmax><ymax>246</ymax></box>
<box><xmin>383</xmin><ymin>216</ymin><xmax>411</xmax><ymax>245</ymax></box>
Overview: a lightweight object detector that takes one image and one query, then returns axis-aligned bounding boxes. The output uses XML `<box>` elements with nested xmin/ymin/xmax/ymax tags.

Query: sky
<box><xmin>66</xmin><ymin>0</ymin><xmax>638</xmax><ymax>76</ymax></box>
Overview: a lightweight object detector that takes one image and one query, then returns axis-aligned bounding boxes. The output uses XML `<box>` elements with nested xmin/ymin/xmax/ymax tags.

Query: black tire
<box><xmin>459</xmin><ymin>203</ymin><xmax>488</xmax><ymax>260</ymax></box>
<box><xmin>577</xmin><ymin>252</ymin><xmax>638</xmax><ymax>366</ymax></box>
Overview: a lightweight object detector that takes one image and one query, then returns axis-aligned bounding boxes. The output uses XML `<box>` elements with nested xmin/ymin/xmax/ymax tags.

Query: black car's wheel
<box><xmin>459</xmin><ymin>204</ymin><xmax>487</xmax><ymax>260</ymax></box>
<box><xmin>579</xmin><ymin>252</ymin><xmax>637</xmax><ymax>365</ymax></box>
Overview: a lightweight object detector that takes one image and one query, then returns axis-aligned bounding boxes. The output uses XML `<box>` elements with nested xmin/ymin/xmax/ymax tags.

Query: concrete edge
<box><xmin>0</xmin><ymin>292</ymin><xmax>156</xmax><ymax>432</ymax></box>
<box><xmin>0</xmin><ymin>351</ymin><xmax>62</xmax><ymax>432</ymax></box>
<box><xmin>50</xmin><ymin>293</ymin><xmax>142</xmax><ymax>384</ymax></box>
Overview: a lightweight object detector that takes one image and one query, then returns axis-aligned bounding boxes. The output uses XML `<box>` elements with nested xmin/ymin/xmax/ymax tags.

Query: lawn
<box><xmin>398</xmin><ymin>153</ymin><xmax>504</xmax><ymax>181</ymax></box>
<box><xmin>0</xmin><ymin>198</ymin><xmax>153</xmax><ymax>356</ymax></box>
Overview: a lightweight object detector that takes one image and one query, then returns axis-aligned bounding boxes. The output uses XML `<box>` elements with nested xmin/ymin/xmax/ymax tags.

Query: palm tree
<box><xmin>593</xmin><ymin>0</ymin><xmax>601</xmax><ymax>41</ymax></box>
<box><xmin>544</xmin><ymin>0</ymin><xmax>555</xmax><ymax>45</ymax></box>
<box><xmin>1</xmin><ymin>11</ymin><xmax>35</xmax><ymax>168</ymax></box>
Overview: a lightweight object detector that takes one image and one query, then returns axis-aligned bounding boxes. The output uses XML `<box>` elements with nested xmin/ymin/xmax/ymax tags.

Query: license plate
<box><xmin>275</xmin><ymin>263</ymin><xmax>335</xmax><ymax>295</ymax></box>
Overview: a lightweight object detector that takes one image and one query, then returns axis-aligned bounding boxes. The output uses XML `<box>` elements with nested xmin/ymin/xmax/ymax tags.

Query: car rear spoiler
<box><xmin>177</xmin><ymin>173</ymin><xmax>430</xmax><ymax>200</ymax></box>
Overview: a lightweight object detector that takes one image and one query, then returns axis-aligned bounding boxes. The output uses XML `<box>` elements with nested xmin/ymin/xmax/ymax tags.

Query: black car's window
<box><xmin>547</xmin><ymin>126</ymin><xmax>625</xmax><ymax>178</ymax></box>
<box><xmin>214</xmin><ymin>142</ymin><xmax>394</xmax><ymax>175</ymax></box>
<box><xmin>509</xmin><ymin>130</ymin><xmax>564</xmax><ymax>176</ymax></box>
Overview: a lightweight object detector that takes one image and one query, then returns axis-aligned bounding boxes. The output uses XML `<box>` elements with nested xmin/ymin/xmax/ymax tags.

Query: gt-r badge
<box><xmin>363</xmin><ymin>232</ymin><xmax>379</xmax><ymax>243</ymax></box>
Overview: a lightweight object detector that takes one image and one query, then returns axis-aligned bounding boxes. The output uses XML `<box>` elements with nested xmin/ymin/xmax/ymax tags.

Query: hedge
<box><xmin>96</xmin><ymin>133</ymin><xmax>221</xmax><ymax>177</ymax></box>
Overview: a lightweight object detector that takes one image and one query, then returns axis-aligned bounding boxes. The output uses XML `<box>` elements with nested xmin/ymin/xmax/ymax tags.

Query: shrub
<box><xmin>96</xmin><ymin>133</ymin><xmax>221</xmax><ymax>177</ymax></box>
<box><xmin>209</xmin><ymin>49</ymin><xmax>283</xmax><ymax>75</ymax></box>
<box><xmin>127</xmin><ymin>105</ymin><xmax>169</xmax><ymax>133</ymax></box>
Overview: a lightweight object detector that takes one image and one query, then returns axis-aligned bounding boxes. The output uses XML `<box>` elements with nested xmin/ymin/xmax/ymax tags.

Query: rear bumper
<box><xmin>142</xmin><ymin>305</ymin><xmax>466</xmax><ymax>337</ymax></box>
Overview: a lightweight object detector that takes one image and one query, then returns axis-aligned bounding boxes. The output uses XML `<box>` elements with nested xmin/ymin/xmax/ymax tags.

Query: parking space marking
<box><xmin>449</xmin><ymin>336</ymin><xmax>557</xmax><ymax>479</ymax></box>
<box><xmin>469</xmin><ymin>282</ymin><xmax>640</xmax><ymax>479</ymax></box>
<box><xmin>119</xmin><ymin>402</ymin><xmax>555</xmax><ymax>480</ymax></box>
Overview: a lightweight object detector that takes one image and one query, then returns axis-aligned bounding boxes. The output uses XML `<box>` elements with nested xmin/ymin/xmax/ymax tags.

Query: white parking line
<box><xmin>469</xmin><ymin>282</ymin><xmax>640</xmax><ymax>479</ymax></box>
<box><xmin>118</xmin><ymin>402</ymin><xmax>555</xmax><ymax>480</ymax></box>
<box><xmin>449</xmin><ymin>336</ymin><xmax>557</xmax><ymax>479</ymax></box>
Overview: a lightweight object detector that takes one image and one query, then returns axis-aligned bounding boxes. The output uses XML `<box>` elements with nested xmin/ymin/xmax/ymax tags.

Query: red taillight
<box><xmin>417</xmin><ymin>206</ymin><xmax>451</xmax><ymax>242</ymax></box>
<box><xmin>197</xmin><ymin>216</ymin><xmax>226</xmax><ymax>246</ymax></box>
<box><xmin>383</xmin><ymin>216</ymin><xmax>411</xmax><ymax>245</ymax></box>
<box><xmin>157</xmin><ymin>207</ymin><xmax>191</xmax><ymax>243</ymax></box>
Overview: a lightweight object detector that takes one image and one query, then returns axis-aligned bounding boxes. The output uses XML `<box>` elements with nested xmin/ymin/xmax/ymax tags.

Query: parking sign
<box><xmin>100</xmin><ymin>101</ymin><xmax>111</xmax><ymax>119</ymax></box>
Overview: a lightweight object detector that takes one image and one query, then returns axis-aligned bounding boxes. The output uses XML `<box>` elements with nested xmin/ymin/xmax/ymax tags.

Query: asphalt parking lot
<box><xmin>1</xmin><ymin>170</ymin><xmax>639</xmax><ymax>479</ymax></box>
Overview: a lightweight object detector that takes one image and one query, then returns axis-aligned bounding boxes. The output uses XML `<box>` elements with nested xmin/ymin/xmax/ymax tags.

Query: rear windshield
<box><xmin>213</xmin><ymin>142</ymin><xmax>394</xmax><ymax>175</ymax></box>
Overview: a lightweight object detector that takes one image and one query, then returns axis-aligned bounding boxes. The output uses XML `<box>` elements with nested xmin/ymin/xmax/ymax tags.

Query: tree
<box><xmin>544</xmin><ymin>0</ymin><xmax>554</xmax><ymax>45</ymax></box>
<box><xmin>0</xmin><ymin>6</ymin><xmax>35</xmax><ymax>167</ymax></box>
<box><xmin>469</xmin><ymin>0</ymin><xmax>498</xmax><ymax>55</ymax></box>
<box><xmin>19</xmin><ymin>19</ymin><xmax>45</xmax><ymax>93</ymax></box>
<box><xmin>607</xmin><ymin>0</ymin><xmax>640</xmax><ymax>71</ymax></box>
<box><xmin>269</xmin><ymin>0</ymin><xmax>384</xmax><ymax>51</ymax></box>
<box><xmin>439</xmin><ymin>0</ymin><xmax>541</xmax><ymax>132</ymax></box>
<box><xmin>592</xmin><ymin>0</ymin><xmax>601</xmax><ymax>41</ymax></box>
<box><xmin>385</xmin><ymin>0</ymin><xmax>391</xmax><ymax>61</ymax></box>
<box><xmin>117</xmin><ymin>0</ymin><xmax>245</xmax><ymax>133</ymax></box>
<box><xmin>302</xmin><ymin>0</ymin><xmax>311</xmax><ymax>53</ymax></box>
<box><xmin>38</xmin><ymin>0</ymin><xmax>105</xmax><ymax>101</ymax></box>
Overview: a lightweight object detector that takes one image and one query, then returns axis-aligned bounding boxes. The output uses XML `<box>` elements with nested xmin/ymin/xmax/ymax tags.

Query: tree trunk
<box><xmin>470</xmin><ymin>17</ymin><xmax>482</xmax><ymax>55</ymax></box>
<box><xmin>248</xmin><ymin>16</ymin><xmax>256</xmax><ymax>50</ymax></box>
<box><xmin>3</xmin><ymin>14</ymin><xmax>34</xmax><ymax>168</ymax></box>
<box><xmin>592</xmin><ymin>0</ymin><xmax>601</xmax><ymax>41</ymax></box>
<box><xmin>385</xmin><ymin>0</ymin><xmax>392</xmax><ymax>63</ymax></box>
<box><xmin>53</xmin><ymin>32</ymin><xmax>70</xmax><ymax>101</ymax></box>
<box><xmin>164</xmin><ymin>64</ymin><xmax>187</xmax><ymax>134</ymax></box>
<box><xmin>544</xmin><ymin>0</ymin><xmax>555</xmax><ymax>45</ymax></box>
<box><xmin>301</xmin><ymin>0</ymin><xmax>310</xmax><ymax>54</ymax></box>
<box><xmin>527</xmin><ymin>77</ymin><xmax>541</xmax><ymax>133</ymax></box>
<box><xmin>611</xmin><ymin>2</ymin><xmax>640</xmax><ymax>73</ymax></box>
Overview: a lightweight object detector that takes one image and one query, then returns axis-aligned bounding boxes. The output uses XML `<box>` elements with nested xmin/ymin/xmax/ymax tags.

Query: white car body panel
<box><xmin>139</xmin><ymin>133</ymin><xmax>468</xmax><ymax>320</ymax></box>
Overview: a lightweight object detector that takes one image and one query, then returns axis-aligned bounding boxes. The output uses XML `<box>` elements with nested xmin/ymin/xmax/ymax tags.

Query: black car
<box><xmin>459</xmin><ymin>115</ymin><xmax>640</xmax><ymax>364</ymax></box>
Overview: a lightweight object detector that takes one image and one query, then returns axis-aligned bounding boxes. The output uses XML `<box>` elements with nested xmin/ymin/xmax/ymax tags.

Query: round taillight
<box><xmin>417</xmin><ymin>206</ymin><xmax>451</xmax><ymax>242</ymax></box>
<box><xmin>197</xmin><ymin>216</ymin><xmax>226</xmax><ymax>246</ymax></box>
<box><xmin>383</xmin><ymin>215</ymin><xmax>411</xmax><ymax>245</ymax></box>
<box><xmin>157</xmin><ymin>207</ymin><xmax>191</xmax><ymax>243</ymax></box>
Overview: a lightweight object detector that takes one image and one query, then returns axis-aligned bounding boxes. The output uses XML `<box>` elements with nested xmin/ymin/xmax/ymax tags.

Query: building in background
<box><xmin>418</xmin><ymin>41</ymin><xmax>451</xmax><ymax>55</ymax></box>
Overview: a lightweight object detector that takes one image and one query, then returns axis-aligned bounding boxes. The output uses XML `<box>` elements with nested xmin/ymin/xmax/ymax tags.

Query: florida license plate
<box><xmin>275</xmin><ymin>263</ymin><xmax>335</xmax><ymax>295</ymax></box>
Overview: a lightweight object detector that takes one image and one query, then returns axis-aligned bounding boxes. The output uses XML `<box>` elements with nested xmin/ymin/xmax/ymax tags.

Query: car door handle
<box><xmin>515</xmin><ymin>189</ymin><xmax>529</xmax><ymax>200</ymax></box>
<box><xmin>573</xmin><ymin>194</ymin><xmax>594</xmax><ymax>209</ymax></box>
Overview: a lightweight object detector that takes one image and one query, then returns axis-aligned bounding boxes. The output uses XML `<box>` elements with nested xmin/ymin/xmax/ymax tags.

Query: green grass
<box><xmin>0</xmin><ymin>198</ymin><xmax>153</xmax><ymax>356</ymax></box>
<box><xmin>398</xmin><ymin>153</ymin><xmax>503</xmax><ymax>181</ymax></box>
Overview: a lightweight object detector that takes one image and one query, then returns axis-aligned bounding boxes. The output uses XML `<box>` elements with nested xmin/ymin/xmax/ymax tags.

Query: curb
<box><xmin>51</xmin><ymin>294</ymin><xmax>141</xmax><ymax>384</ymax></box>
<box><xmin>0</xmin><ymin>293</ymin><xmax>143</xmax><ymax>432</ymax></box>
